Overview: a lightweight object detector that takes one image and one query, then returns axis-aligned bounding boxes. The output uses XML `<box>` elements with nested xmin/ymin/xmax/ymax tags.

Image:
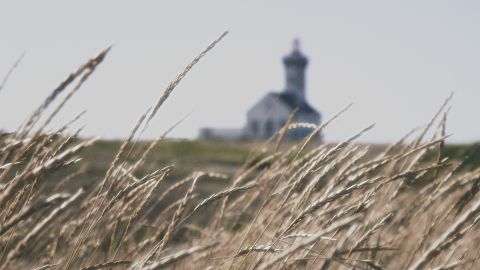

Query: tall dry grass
<box><xmin>0</xmin><ymin>32</ymin><xmax>479</xmax><ymax>269</ymax></box>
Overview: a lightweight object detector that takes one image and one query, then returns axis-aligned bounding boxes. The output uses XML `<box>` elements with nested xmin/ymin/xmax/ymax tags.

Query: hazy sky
<box><xmin>1</xmin><ymin>1</ymin><xmax>479</xmax><ymax>143</ymax></box>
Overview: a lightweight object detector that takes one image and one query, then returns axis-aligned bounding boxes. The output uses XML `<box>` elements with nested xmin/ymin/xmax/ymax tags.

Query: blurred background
<box><xmin>0</xmin><ymin>0</ymin><xmax>479</xmax><ymax>143</ymax></box>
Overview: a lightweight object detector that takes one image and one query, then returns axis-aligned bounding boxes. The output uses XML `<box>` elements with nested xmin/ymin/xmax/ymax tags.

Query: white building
<box><xmin>200</xmin><ymin>40</ymin><xmax>321</xmax><ymax>141</ymax></box>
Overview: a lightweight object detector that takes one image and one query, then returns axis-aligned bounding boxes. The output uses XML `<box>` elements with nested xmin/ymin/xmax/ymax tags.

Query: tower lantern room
<box><xmin>283</xmin><ymin>39</ymin><xmax>308</xmax><ymax>103</ymax></box>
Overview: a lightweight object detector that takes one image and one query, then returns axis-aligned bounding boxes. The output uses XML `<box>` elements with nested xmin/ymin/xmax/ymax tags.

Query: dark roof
<box><xmin>283</xmin><ymin>50</ymin><xmax>308</xmax><ymax>66</ymax></box>
<box><xmin>270</xmin><ymin>92</ymin><xmax>319</xmax><ymax>115</ymax></box>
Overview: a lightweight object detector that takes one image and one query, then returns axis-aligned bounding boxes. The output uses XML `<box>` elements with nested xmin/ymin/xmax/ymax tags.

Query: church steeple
<box><xmin>283</xmin><ymin>39</ymin><xmax>308</xmax><ymax>103</ymax></box>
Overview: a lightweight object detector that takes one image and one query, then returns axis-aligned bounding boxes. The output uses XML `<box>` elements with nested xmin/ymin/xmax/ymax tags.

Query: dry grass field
<box><xmin>1</xmin><ymin>33</ymin><xmax>480</xmax><ymax>269</ymax></box>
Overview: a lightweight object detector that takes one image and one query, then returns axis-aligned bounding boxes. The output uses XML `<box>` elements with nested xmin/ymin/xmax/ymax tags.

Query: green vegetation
<box><xmin>85</xmin><ymin>139</ymin><xmax>252</xmax><ymax>177</ymax></box>
<box><xmin>443</xmin><ymin>144</ymin><xmax>480</xmax><ymax>170</ymax></box>
<box><xmin>83</xmin><ymin>140</ymin><xmax>480</xmax><ymax>181</ymax></box>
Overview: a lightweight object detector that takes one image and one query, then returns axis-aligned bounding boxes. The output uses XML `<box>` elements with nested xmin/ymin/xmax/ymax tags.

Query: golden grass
<box><xmin>0</xmin><ymin>32</ymin><xmax>479</xmax><ymax>270</ymax></box>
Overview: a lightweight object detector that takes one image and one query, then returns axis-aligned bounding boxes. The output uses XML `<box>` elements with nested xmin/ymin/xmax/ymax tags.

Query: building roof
<box><xmin>270</xmin><ymin>92</ymin><xmax>319</xmax><ymax>115</ymax></box>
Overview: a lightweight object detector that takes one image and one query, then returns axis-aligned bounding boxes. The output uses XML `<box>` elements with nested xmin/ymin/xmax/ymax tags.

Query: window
<box><xmin>265</xmin><ymin>120</ymin><xmax>273</xmax><ymax>137</ymax></box>
<box><xmin>251</xmin><ymin>121</ymin><xmax>259</xmax><ymax>136</ymax></box>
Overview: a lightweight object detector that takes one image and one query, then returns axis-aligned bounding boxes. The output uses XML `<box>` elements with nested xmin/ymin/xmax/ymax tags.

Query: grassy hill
<box><xmin>83</xmin><ymin>139</ymin><xmax>253</xmax><ymax>179</ymax></box>
<box><xmin>80</xmin><ymin>139</ymin><xmax>480</xmax><ymax>181</ymax></box>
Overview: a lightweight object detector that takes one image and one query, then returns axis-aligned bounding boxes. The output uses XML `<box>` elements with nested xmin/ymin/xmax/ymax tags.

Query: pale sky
<box><xmin>0</xmin><ymin>1</ymin><xmax>479</xmax><ymax>143</ymax></box>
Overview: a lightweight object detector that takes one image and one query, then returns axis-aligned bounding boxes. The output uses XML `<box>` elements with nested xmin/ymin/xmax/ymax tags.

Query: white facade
<box><xmin>199</xmin><ymin>40</ymin><xmax>321</xmax><ymax>141</ymax></box>
<box><xmin>244</xmin><ymin>40</ymin><xmax>321</xmax><ymax>140</ymax></box>
<box><xmin>245</xmin><ymin>93</ymin><xmax>291</xmax><ymax>139</ymax></box>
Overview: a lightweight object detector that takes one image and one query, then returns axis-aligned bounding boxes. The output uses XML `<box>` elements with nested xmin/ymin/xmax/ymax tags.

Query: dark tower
<box><xmin>283</xmin><ymin>39</ymin><xmax>308</xmax><ymax>103</ymax></box>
